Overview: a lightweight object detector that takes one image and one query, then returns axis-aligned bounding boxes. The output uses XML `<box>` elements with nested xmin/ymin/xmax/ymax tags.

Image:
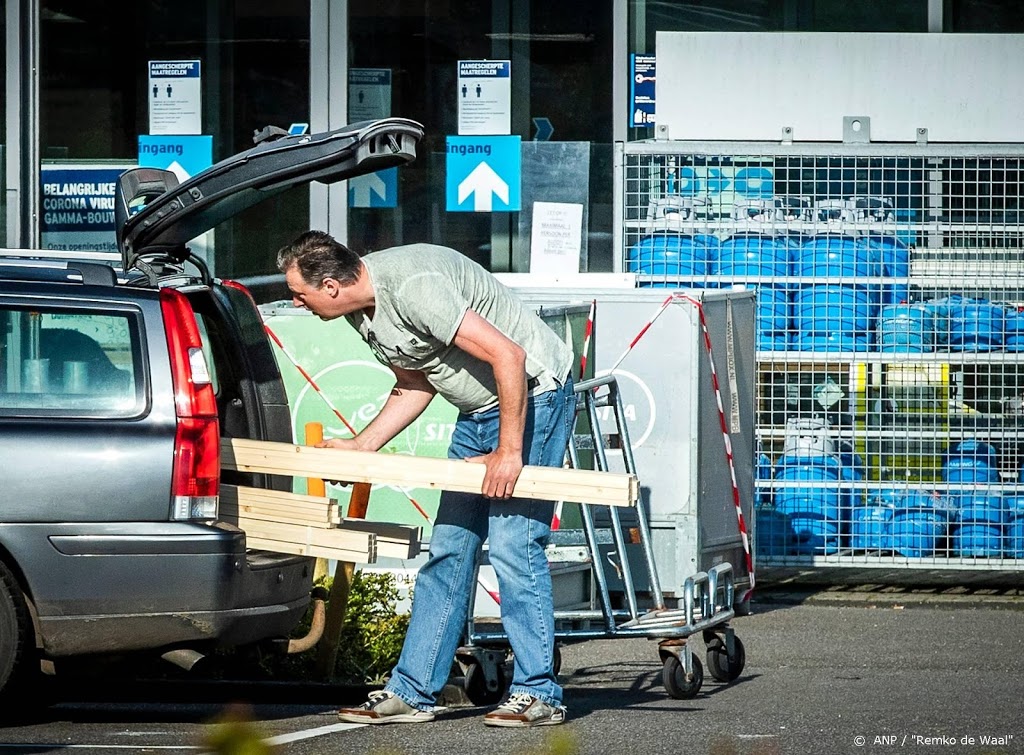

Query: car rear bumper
<box><xmin>38</xmin><ymin>592</ymin><xmax>312</xmax><ymax>655</ymax></box>
<box><xmin>3</xmin><ymin>522</ymin><xmax>315</xmax><ymax>656</ymax></box>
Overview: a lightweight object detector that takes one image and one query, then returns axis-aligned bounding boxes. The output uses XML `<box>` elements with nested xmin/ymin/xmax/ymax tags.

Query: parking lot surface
<box><xmin>0</xmin><ymin>585</ymin><xmax>1021</xmax><ymax>755</ymax></box>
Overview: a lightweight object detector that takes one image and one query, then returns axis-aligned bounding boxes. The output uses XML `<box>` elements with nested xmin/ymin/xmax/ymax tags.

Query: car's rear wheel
<box><xmin>0</xmin><ymin>561</ymin><xmax>40</xmax><ymax>718</ymax></box>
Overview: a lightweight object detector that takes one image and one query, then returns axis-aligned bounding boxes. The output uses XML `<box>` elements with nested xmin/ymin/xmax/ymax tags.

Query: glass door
<box><xmin>340</xmin><ymin>0</ymin><xmax>614</xmax><ymax>272</ymax></box>
<box><xmin>39</xmin><ymin>1</ymin><xmax>311</xmax><ymax>290</ymax></box>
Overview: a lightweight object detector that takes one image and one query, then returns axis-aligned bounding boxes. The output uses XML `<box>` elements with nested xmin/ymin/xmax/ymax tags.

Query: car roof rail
<box><xmin>0</xmin><ymin>255</ymin><xmax>119</xmax><ymax>286</ymax></box>
<box><xmin>0</xmin><ymin>247</ymin><xmax>121</xmax><ymax>264</ymax></box>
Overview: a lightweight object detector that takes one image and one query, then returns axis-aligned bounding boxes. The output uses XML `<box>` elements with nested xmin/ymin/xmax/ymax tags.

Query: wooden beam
<box><xmin>336</xmin><ymin>519</ymin><xmax>422</xmax><ymax>560</ymax></box>
<box><xmin>221</xmin><ymin>484</ymin><xmax>339</xmax><ymax>526</ymax></box>
<box><xmin>231</xmin><ymin>515</ymin><xmax>378</xmax><ymax>562</ymax></box>
<box><xmin>245</xmin><ymin>536</ymin><xmax>373</xmax><ymax>563</ymax></box>
<box><xmin>219</xmin><ymin>484</ymin><xmax>421</xmax><ymax>560</ymax></box>
<box><xmin>222</xmin><ymin>439</ymin><xmax>639</xmax><ymax>508</ymax></box>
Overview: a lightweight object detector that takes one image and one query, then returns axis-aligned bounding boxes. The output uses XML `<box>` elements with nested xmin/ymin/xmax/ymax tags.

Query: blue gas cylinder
<box><xmin>877</xmin><ymin>303</ymin><xmax>934</xmax><ymax>353</ymax></box>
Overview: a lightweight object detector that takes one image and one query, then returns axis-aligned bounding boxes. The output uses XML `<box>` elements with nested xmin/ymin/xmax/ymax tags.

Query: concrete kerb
<box><xmin>751</xmin><ymin>583</ymin><xmax>1024</xmax><ymax>611</ymax></box>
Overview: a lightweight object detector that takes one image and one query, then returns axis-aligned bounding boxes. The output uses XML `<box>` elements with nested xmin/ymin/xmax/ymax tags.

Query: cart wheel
<box><xmin>706</xmin><ymin>635</ymin><xmax>746</xmax><ymax>683</ymax></box>
<box><xmin>464</xmin><ymin>661</ymin><xmax>506</xmax><ymax>706</ymax></box>
<box><xmin>662</xmin><ymin>653</ymin><xmax>703</xmax><ymax>699</ymax></box>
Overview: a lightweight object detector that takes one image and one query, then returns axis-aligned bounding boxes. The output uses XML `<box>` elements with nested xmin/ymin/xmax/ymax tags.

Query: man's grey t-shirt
<box><xmin>345</xmin><ymin>244</ymin><xmax>573</xmax><ymax>414</ymax></box>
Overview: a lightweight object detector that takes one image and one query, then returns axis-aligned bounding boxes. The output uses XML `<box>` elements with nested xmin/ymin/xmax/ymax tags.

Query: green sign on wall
<box><xmin>261</xmin><ymin>307</ymin><xmax>458</xmax><ymax>537</ymax></box>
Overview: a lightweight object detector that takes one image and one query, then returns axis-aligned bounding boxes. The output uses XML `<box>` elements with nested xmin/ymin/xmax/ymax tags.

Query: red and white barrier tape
<box><xmin>611</xmin><ymin>295</ymin><xmax>755</xmax><ymax>604</ymax></box>
<box><xmin>264</xmin><ymin>322</ymin><xmax>500</xmax><ymax>604</ymax></box>
<box><xmin>607</xmin><ymin>294</ymin><xmax>675</xmax><ymax>375</ymax></box>
<box><xmin>577</xmin><ymin>298</ymin><xmax>597</xmax><ymax>381</ymax></box>
<box><xmin>264</xmin><ymin>324</ymin><xmax>358</xmax><ymax>437</ymax></box>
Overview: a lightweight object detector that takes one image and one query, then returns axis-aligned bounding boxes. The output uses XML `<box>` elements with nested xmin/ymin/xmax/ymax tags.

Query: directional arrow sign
<box><xmin>457</xmin><ymin>162</ymin><xmax>508</xmax><ymax>211</ymax></box>
<box><xmin>532</xmin><ymin>117</ymin><xmax>553</xmax><ymax>141</ymax></box>
<box><xmin>348</xmin><ymin>168</ymin><xmax>397</xmax><ymax>208</ymax></box>
<box><xmin>136</xmin><ymin>134</ymin><xmax>213</xmax><ymax>262</ymax></box>
<box><xmin>446</xmin><ymin>135</ymin><xmax>520</xmax><ymax>212</ymax></box>
<box><xmin>164</xmin><ymin>160</ymin><xmax>190</xmax><ymax>183</ymax></box>
<box><xmin>137</xmin><ymin>135</ymin><xmax>212</xmax><ymax>179</ymax></box>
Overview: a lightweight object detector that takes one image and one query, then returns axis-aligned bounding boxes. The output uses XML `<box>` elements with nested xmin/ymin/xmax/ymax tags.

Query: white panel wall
<box><xmin>655</xmin><ymin>32</ymin><xmax>1024</xmax><ymax>143</ymax></box>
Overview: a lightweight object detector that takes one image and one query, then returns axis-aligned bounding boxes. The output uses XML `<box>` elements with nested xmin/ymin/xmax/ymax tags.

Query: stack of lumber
<box><xmin>218</xmin><ymin>486</ymin><xmax>421</xmax><ymax>565</ymax></box>
<box><xmin>219</xmin><ymin>484</ymin><xmax>421</xmax><ymax>563</ymax></box>
<box><xmin>219</xmin><ymin>437</ymin><xmax>639</xmax><ymax>562</ymax></box>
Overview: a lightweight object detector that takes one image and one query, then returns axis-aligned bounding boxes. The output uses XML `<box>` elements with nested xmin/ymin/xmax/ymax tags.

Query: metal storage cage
<box><xmin>510</xmin><ymin>286</ymin><xmax>757</xmax><ymax>605</ymax></box>
<box><xmin>614</xmin><ymin>139</ymin><xmax>1024</xmax><ymax>576</ymax></box>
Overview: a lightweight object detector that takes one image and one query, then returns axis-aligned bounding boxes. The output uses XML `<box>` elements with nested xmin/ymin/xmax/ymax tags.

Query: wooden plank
<box><xmin>221</xmin><ymin>502</ymin><xmax>333</xmax><ymax>527</ymax></box>
<box><xmin>246</xmin><ymin>536</ymin><xmax>372</xmax><ymax>563</ymax></box>
<box><xmin>221</xmin><ymin>485</ymin><xmax>339</xmax><ymax>527</ymax></box>
<box><xmin>221</xmin><ymin>505</ymin><xmax>334</xmax><ymax>527</ymax></box>
<box><xmin>222</xmin><ymin>438</ymin><xmax>639</xmax><ymax>508</ymax></box>
<box><xmin>221</xmin><ymin>483</ymin><xmax>338</xmax><ymax>512</ymax></box>
<box><xmin>336</xmin><ymin>519</ymin><xmax>422</xmax><ymax>560</ymax></box>
<box><xmin>233</xmin><ymin>516</ymin><xmax>377</xmax><ymax>562</ymax></box>
<box><xmin>220</xmin><ymin>484</ymin><xmax>421</xmax><ymax>560</ymax></box>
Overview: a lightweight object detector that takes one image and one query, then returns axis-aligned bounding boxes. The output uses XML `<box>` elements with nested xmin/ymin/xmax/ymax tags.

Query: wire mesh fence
<box><xmin>616</xmin><ymin>141</ymin><xmax>1024</xmax><ymax>568</ymax></box>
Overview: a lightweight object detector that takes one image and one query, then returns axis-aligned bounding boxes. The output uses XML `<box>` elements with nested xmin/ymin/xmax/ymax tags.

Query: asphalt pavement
<box><xmin>3</xmin><ymin>582</ymin><xmax>1022</xmax><ymax>755</ymax></box>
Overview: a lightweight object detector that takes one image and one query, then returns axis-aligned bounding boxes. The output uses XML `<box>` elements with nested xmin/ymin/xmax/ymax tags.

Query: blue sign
<box><xmin>40</xmin><ymin>165</ymin><xmax>131</xmax><ymax>252</ymax></box>
<box><xmin>445</xmin><ymin>135</ymin><xmax>521</xmax><ymax>213</ymax></box>
<box><xmin>532</xmin><ymin>117</ymin><xmax>554</xmax><ymax>141</ymax></box>
<box><xmin>349</xmin><ymin>168</ymin><xmax>398</xmax><ymax>208</ymax></box>
<box><xmin>288</xmin><ymin>123</ymin><xmax>310</xmax><ymax>136</ymax></box>
<box><xmin>137</xmin><ymin>135</ymin><xmax>213</xmax><ymax>180</ymax></box>
<box><xmin>630</xmin><ymin>54</ymin><xmax>656</xmax><ymax>128</ymax></box>
<box><xmin>149</xmin><ymin>60</ymin><xmax>200</xmax><ymax>80</ymax></box>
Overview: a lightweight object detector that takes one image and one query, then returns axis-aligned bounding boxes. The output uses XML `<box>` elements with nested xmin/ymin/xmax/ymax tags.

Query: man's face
<box><xmin>284</xmin><ymin>264</ymin><xmax>349</xmax><ymax>320</ymax></box>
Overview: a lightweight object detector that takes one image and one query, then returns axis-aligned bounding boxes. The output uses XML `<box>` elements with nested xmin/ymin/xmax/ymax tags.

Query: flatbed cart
<box><xmin>455</xmin><ymin>374</ymin><xmax>747</xmax><ymax>704</ymax></box>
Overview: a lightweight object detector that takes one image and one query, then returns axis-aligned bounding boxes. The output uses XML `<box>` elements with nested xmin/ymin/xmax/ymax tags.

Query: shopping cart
<box><xmin>455</xmin><ymin>374</ymin><xmax>747</xmax><ymax>703</ymax></box>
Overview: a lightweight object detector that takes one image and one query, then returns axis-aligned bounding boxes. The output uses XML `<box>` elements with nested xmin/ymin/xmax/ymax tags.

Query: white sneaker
<box><xmin>483</xmin><ymin>692</ymin><xmax>566</xmax><ymax>728</ymax></box>
<box><xmin>337</xmin><ymin>690</ymin><xmax>436</xmax><ymax>725</ymax></box>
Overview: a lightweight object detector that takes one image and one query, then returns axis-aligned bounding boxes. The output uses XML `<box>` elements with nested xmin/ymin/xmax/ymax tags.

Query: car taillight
<box><xmin>161</xmin><ymin>287</ymin><xmax>219</xmax><ymax>521</ymax></box>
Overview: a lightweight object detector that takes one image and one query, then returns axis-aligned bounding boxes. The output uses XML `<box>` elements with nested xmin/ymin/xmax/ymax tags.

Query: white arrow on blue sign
<box><xmin>137</xmin><ymin>135</ymin><xmax>213</xmax><ymax>181</ymax></box>
<box><xmin>446</xmin><ymin>135</ymin><xmax>520</xmax><ymax>213</ymax></box>
<box><xmin>458</xmin><ymin>162</ymin><xmax>508</xmax><ymax>211</ymax></box>
<box><xmin>349</xmin><ymin>168</ymin><xmax>398</xmax><ymax>208</ymax></box>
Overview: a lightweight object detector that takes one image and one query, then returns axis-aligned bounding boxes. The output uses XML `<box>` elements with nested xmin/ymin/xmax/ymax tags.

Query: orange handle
<box><xmin>347</xmin><ymin>482</ymin><xmax>371</xmax><ymax>519</ymax></box>
<box><xmin>304</xmin><ymin>422</ymin><xmax>326</xmax><ymax>497</ymax></box>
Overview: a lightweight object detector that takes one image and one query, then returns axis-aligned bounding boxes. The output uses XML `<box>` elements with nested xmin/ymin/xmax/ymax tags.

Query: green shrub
<box><xmin>333</xmin><ymin>570</ymin><xmax>411</xmax><ymax>684</ymax></box>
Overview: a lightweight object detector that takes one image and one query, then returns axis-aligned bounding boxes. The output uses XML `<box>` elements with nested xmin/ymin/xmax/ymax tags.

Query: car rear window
<box><xmin>0</xmin><ymin>306</ymin><xmax>143</xmax><ymax>417</ymax></box>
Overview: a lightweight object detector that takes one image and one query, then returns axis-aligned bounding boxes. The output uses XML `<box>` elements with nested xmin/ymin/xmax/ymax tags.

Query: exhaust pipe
<box><xmin>285</xmin><ymin>586</ymin><xmax>329</xmax><ymax>655</ymax></box>
<box><xmin>161</xmin><ymin>647</ymin><xmax>207</xmax><ymax>672</ymax></box>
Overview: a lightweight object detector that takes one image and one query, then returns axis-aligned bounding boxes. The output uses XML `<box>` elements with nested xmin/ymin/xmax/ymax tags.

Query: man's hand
<box><xmin>315</xmin><ymin>438</ymin><xmax>359</xmax><ymax>486</ymax></box>
<box><xmin>316</xmin><ymin>437</ymin><xmax>359</xmax><ymax>451</ymax></box>
<box><xmin>467</xmin><ymin>447</ymin><xmax>524</xmax><ymax>499</ymax></box>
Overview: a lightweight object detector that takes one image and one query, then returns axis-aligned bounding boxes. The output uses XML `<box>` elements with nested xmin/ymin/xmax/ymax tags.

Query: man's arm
<box><xmin>451</xmin><ymin>309</ymin><xmax>528</xmax><ymax>499</ymax></box>
<box><xmin>318</xmin><ymin>365</ymin><xmax>436</xmax><ymax>452</ymax></box>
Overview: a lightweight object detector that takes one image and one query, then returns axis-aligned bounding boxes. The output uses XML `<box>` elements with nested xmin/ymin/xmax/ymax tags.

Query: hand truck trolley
<box><xmin>455</xmin><ymin>374</ymin><xmax>747</xmax><ymax>704</ymax></box>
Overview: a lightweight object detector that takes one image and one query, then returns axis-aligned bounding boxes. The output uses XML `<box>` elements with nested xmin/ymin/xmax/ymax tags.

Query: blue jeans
<box><xmin>385</xmin><ymin>376</ymin><xmax>576</xmax><ymax>709</ymax></box>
